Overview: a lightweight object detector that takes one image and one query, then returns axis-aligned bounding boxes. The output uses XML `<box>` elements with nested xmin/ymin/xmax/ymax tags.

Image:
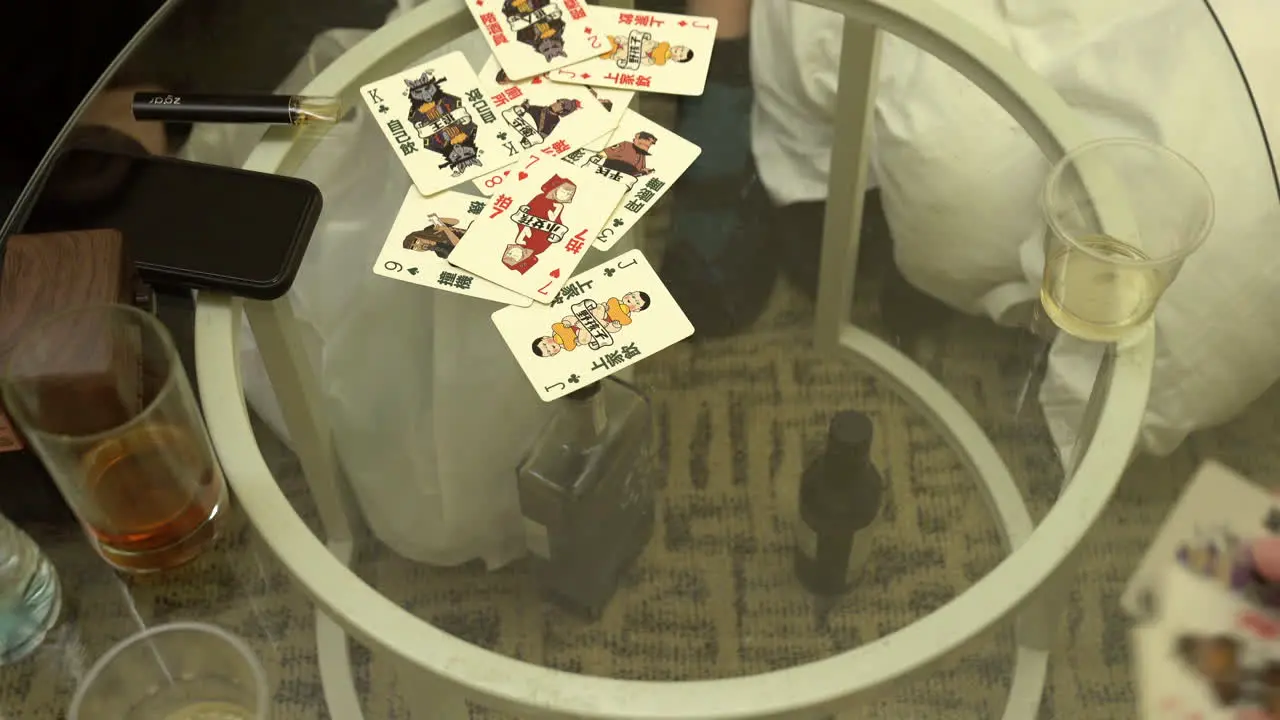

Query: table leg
<box><xmin>815</xmin><ymin>20</ymin><xmax>881</xmax><ymax>350</ymax></box>
<box><xmin>243</xmin><ymin>297</ymin><xmax>352</xmax><ymax>546</ymax></box>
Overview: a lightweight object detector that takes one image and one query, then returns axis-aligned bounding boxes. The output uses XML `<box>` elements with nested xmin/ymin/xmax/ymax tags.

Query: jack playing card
<box><xmin>372</xmin><ymin>189</ymin><xmax>532</xmax><ymax>306</ymax></box>
<box><xmin>361</xmin><ymin>53</ymin><xmax>507</xmax><ymax>197</ymax></box>
<box><xmin>1122</xmin><ymin>461</ymin><xmax>1280</xmax><ymax>619</ymax></box>
<box><xmin>1134</xmin><ymin>565</ymin><xmax>1280</xmax><ymax>719</ymax></box>
<box><xmin>467</xmin><ymin>0</ymin><xmax>599</xmax><ymax>82</ymax></box>
<box><xmin>491</xmin><ymin>249</ymin><xmax>694</xmax><ymax>401</ymax></box>
<box><xmin>557</xmin><ymin>109</ymin><xmax>700</xmax><ymax>251</ymax></box>
<box><xmin>469</xmin><ymin>55</ymin><xmax>619</xmax><ymax>192</ymax></box>
<box><xmin>446</xmin><ymin>157</ymin><xmax>627</xmax><ymax>302</ymax></box>
<box><xmin>550</xmin><ymin>9</ymin><xmax>718</xmax><ymax>96</ymax></box>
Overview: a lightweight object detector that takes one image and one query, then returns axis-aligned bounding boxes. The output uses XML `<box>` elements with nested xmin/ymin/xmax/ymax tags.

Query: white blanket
<box><xmin>751</xmin><ymin>0</ymin><xmax>1280</xmax><ymax>459</ymax></box>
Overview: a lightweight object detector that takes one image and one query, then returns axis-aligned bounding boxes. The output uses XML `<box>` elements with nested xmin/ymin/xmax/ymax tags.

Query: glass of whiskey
<box><xmin>2</xmin><ymin>303</ymin><xmax>228</xmax><ymax>573</ymax></box>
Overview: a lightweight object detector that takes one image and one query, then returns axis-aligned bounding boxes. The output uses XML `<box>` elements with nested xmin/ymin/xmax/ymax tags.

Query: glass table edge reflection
<box><xmin>193</xmin><ymin>1</ymin><xmax>1155</xmax><ymax>719</ymax></box>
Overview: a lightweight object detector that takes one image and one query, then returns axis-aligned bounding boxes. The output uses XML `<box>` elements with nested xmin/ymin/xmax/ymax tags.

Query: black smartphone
<box><xmin>21</xmin><ymin>148</ymin><xmax>322</xmax><ymax>300</ymax></box>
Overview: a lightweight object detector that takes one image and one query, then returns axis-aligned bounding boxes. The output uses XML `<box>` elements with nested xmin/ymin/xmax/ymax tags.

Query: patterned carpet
<box><xmin>7</xmin><ymin>80</ymin><xmax>1280</xmax><ymax>718</ymax></box>
<box><xmin>8</xmin><ymin>190</ymin><xmax>1280</xmax><ymax>720</ymax></box>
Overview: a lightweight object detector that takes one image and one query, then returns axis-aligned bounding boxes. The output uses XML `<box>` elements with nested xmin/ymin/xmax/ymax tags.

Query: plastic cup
<box><xmin>1040</xmin><ymin>137</ymin><xmax>1213</xmax><ymax>342</ymax></box>
<box><xmin>69</xmin><ymin>622</ymin><xmax>269</xmax><ymax>719</ymax></box>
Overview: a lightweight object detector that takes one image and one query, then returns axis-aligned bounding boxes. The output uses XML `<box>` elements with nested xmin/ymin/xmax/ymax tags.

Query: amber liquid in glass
<box><xmin>79</xmin><ymin>423</ymin><xmax>226</xmax><ymax>572</ymax></box>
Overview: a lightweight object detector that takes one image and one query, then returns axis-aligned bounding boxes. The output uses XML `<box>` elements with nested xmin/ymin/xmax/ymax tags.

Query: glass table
<box><xmin>3</xmin><ymin>0</ymin><xmax>1277</xmax><ymax>717</ymax></box>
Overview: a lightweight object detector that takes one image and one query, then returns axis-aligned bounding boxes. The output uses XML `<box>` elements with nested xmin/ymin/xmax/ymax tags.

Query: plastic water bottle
<box><xmin>0</xmin><ymin>511</ymin><xmax>61</xmax><ymax>664</ymax></box>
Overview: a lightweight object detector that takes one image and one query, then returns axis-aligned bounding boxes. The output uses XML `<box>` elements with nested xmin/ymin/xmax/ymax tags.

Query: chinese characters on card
<box><xmin>360</xmin><ymin>6</ymin><xmax>717</xmax><ymax>398</ymax></box>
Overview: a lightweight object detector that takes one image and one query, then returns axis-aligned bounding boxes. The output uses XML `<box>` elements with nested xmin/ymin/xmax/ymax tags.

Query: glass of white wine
<box><xmin>1040</xmin><ymin>138</ymin><xmax>1213</xmax><ymax>342</ymax></box>
<box><xmin>69</xmin><ymin>622</ymin><xmax>268</xmax><ymax>719</ymax></box>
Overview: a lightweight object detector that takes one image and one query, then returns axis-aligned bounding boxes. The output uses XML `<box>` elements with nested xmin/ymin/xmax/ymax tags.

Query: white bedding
<box><xmin>750</xmin><ymin>0</ymin><xmax>1280</xmax><ymax>460</ymax></box>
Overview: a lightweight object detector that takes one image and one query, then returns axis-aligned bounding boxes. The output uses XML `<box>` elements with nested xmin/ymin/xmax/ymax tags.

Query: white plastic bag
<box><xmin>184</xmin><ymin>27</ymin><xmax>553</xmax><ymax>568</ymax></box>
<box><xmin>749</xmin><ymin>0</ymin><xmax>1280</xmax><ymax>460</ymax></box>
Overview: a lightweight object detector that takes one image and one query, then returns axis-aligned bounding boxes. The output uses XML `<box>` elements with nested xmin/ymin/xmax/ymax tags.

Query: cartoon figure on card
<box><xmin>601</xmin><ymin>32</ymin><xmax>694</xmax><ymax>68</ymax></box>
<box><xmin>532</xmin><ymin>291</ymin><xmax>651</xmax><ymax>356</ymax></box>
<box><xmin>504</xmin><ymin>98</ymin><xmax>582</xmax><ymax>148</ymax></box>
<box><xmin>599</xmin><ymin>132</ymin><xmax>657</xmax><ymax>177</ymax></box>
<box><xmin>1177</xmin><ymin>634</ymin><xmax>1245</xmax><ymax>706</ymax></box>
<box><xmin>405</xmin><ymin>70</ymin><xmax>482</xmax><ymax>174</ymax></box>
<box><xmin>1177</xmin><ymin>533</ymin><xmax>1255</xmax><ymax>593</ymax></box>
<box><xmin>403</xmin><ymin>215</ymin><xmax>467</xmax><ymax>259</ymax></box>
<box><xmin>501</xmin><ymin>175</ymin><xmax>577</xmax><ymax>274</ymax></box>
<box><xmin>503</xmin><ymin>0</ymin><xmax>568</xmax><ymax>62</ymax></box>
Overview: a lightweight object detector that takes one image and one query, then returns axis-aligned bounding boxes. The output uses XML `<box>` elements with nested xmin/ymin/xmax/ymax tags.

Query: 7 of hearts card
<box><xmin>360</xmin><ymin>52</ymin><xmax>506</xmax><ymax>197</ymax></box>
<box><xmin>467</xmin><ymin>0</ymin><xmax>599</xmax><ymax>81</ymax></box>
<box><xmin>491</xmin><ymin>250</ymin><xmax>694</xmax><ymax>401</ymax></box>
<box><xmin>550</xmin><ymin>9</ymin><xmax>718</xmax><ymax>96</ymax></box>
<box><xmin>446</xmin><ymin>157</ymin><xmax>627</xmax><ymax>302</ymax></box>
<box><xmin>372</xmin><ymin>189</ymin><xmax>532</xmax><ymax>306</ymax></box>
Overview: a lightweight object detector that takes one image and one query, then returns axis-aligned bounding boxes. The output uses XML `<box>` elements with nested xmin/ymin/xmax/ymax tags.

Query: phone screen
<box><xmin>21</xmin><ymin>149</ymin><xmax>321</xmax><ymax>299</ymax></box>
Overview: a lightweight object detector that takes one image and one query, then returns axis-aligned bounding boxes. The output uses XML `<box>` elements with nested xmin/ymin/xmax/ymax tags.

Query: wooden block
<box><xmin>0</xmin><ymin>229</ymin><xmax>140</xmax><ymax>439</ymax></box>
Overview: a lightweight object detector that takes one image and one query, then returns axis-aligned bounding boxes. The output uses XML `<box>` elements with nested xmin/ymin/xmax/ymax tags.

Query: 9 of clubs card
<box><xmin>550</xmin><ymin>9</ymin><xmax>718</xmax><ymax>96</ymax></box>
<box><xmin>491</xmin><ymin>250</ymin><xmax>694</xmax><ymax>401</ymax></box>
<box><xmin>361</xmin><ymin>52</ymin><xmax>506</xmax><ymax>196</ymax></box>
<box><xmin>557</xmin><ymin>109</ymin><xmax>700</xmax><ymax>250</ymax></box>
<box><xmin>1135</xmin><ymin>566</ymin><xmax>1280</xmax><ymax>719</ymax></box>
<box><xmin>446</xmin><ymin>158</ymin><xmax>626</xmax><ymax>302</ymax></box>
<box><xmin>469</xmin><ymin>55</ymin><xmax>618</xmax><ymax>193</ymax></box>
<box><xmin>372</xmin><ymin>189</ymin><xmax>532</xmax><ymax>306</ymax></box>
<box><xmin>467</xmin><ymin>0</ymin><xmax>599</xmax><ymax>81</ymax></box>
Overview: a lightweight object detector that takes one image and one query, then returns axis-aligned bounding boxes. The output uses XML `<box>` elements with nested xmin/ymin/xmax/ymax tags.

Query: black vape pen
<box><xmin>131</xmin><ymin>92</ymin><xmax>341</xmax><ymax>126</ymax></box>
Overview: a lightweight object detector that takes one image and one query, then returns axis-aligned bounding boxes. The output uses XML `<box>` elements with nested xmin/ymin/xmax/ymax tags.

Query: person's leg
<box><xmin>661</xmin><ymin>0</ymin><xmax>772</xmax><ymax>338</ymax></box>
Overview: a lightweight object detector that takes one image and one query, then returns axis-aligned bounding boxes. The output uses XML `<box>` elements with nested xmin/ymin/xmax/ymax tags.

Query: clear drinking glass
<box><xmin>1</xmin><ymin>304</ymin><xmax>228</xmax><ymax>573</ymax></box>
<box><xmin>1040</xmin><ymin>137</ymin><xmax>1214</xmax><ymax>342</ymax></box>
<box><xmin>69</xmin><ymin>622</ymin><xmax>269</xmax><ymax>720</ymax></box>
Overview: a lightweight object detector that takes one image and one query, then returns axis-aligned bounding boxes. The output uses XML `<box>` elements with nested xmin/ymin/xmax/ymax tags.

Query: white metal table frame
<box><xmin>193</xmin><ymin>0</ymin><xmax>1154</xmax><ymax>716</ymax></box>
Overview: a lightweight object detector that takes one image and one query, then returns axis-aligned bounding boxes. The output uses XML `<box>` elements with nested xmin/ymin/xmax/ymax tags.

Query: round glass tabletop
<box><xmin>3</xmin><ymin>0</ymin><xmax>1278</xmax><ymax>718</ymax></box>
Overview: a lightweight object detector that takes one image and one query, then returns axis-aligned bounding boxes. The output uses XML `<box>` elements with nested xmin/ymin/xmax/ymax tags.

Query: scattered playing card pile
<box><xmin>362</xmin><ymin>2</ymin><xmax>709</xmax><ymax>399</ymax></box>
<box><xmin>1125</xmin><ymin>461</ymin><xmax>1280</xmax><ymax>719</ymax></box>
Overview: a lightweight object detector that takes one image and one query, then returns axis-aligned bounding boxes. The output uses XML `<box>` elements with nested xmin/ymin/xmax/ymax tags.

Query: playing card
<box><xmin>361</xmin><ymin>53</ymin><xmax>508</xmax><ymax>196</ymax></box>
<box><xmin>588</xmin><ymin>84</ymin><xmax>635</xmax><ymax>121</ymax></box>
<box><xmin>466</xmin><ymin>0</ymin><xmax>599</xmax><ymax>81</ymax></box>
<box><xmin>557</xmin><ymin>109</ymin><xmax>700</xmax><ymax>250</ymax></box>
<box><xmin>549</xmin><ymin>9</ymin><xmax>718</xmax><ymax>96</ymax></box>
<box><xmin>1122</xmin><ymin>461</ymin><xmax>1278</xmax><ymax>619</ymax></box>
<box><xmin>490</xmin><ymin>249</ymin><xmax>694</xmax><ymax>401</ymax></box>
<box><xmin>446</xmin><ymin>158</ymin><xmax>627</xmax><ymax>302</ymax></box>
<box><xmin>469</xmin><ymin>55</ymin><xmax>619</xmax><ymax>193</ymax></box>
<box><xmin>372</xmin><ymin>189</ymin><xmax>532</xmax><ymax>306</ymax></box>
<box><xmin>1134</xmin><ymin>565</ymin><xmax>1280</xmax><ymax>719</ymax></box>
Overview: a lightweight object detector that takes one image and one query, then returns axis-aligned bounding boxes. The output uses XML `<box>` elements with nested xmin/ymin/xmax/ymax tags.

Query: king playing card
<box><xmin>372</xmin><ymin>189</ymin><xmax>532</xmax><ymax>306</ymax></box>
<box><xmin>361</xmin><ymin>53</ymin><xmax>507</xmax><ymax>197</ymax></box>
<box><xmin>557</xmin><ymin>109</ymin><xmax>700</xmax><ymax>250</ymax></box>
<box><xmin>468</xmin><ymin>55</ymin><xmax>618</xmax><ymax>192</ymax></box>
<box><xmin>446</xmin><ymin>158</ymin><xmax>626</xmax><ymax>302</ymax></box>
<box><xmin>491</xmin><ymin>250</ymin><xmax>695</xmax><ymax>401</ymax></box>
<box><xmin>467</xmin><ymin>0</ymin><xmax>600</xmax><ymax>81</ymax></box>
<box><xmin>550</xmin><ymin>9</ymin><xmax>718</xmax><ymax>96</ymax></box>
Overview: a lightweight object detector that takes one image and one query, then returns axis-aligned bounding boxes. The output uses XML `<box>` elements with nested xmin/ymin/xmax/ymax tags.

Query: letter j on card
<box><xmin>491</xmin><ymin>250</ymin><xmax>695</xmax><ymax>401</ymax></box>
<box><xmin>551</xmin><ymin>9</ymin><xmax>718</xmax><ymax>96</ymax></box>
